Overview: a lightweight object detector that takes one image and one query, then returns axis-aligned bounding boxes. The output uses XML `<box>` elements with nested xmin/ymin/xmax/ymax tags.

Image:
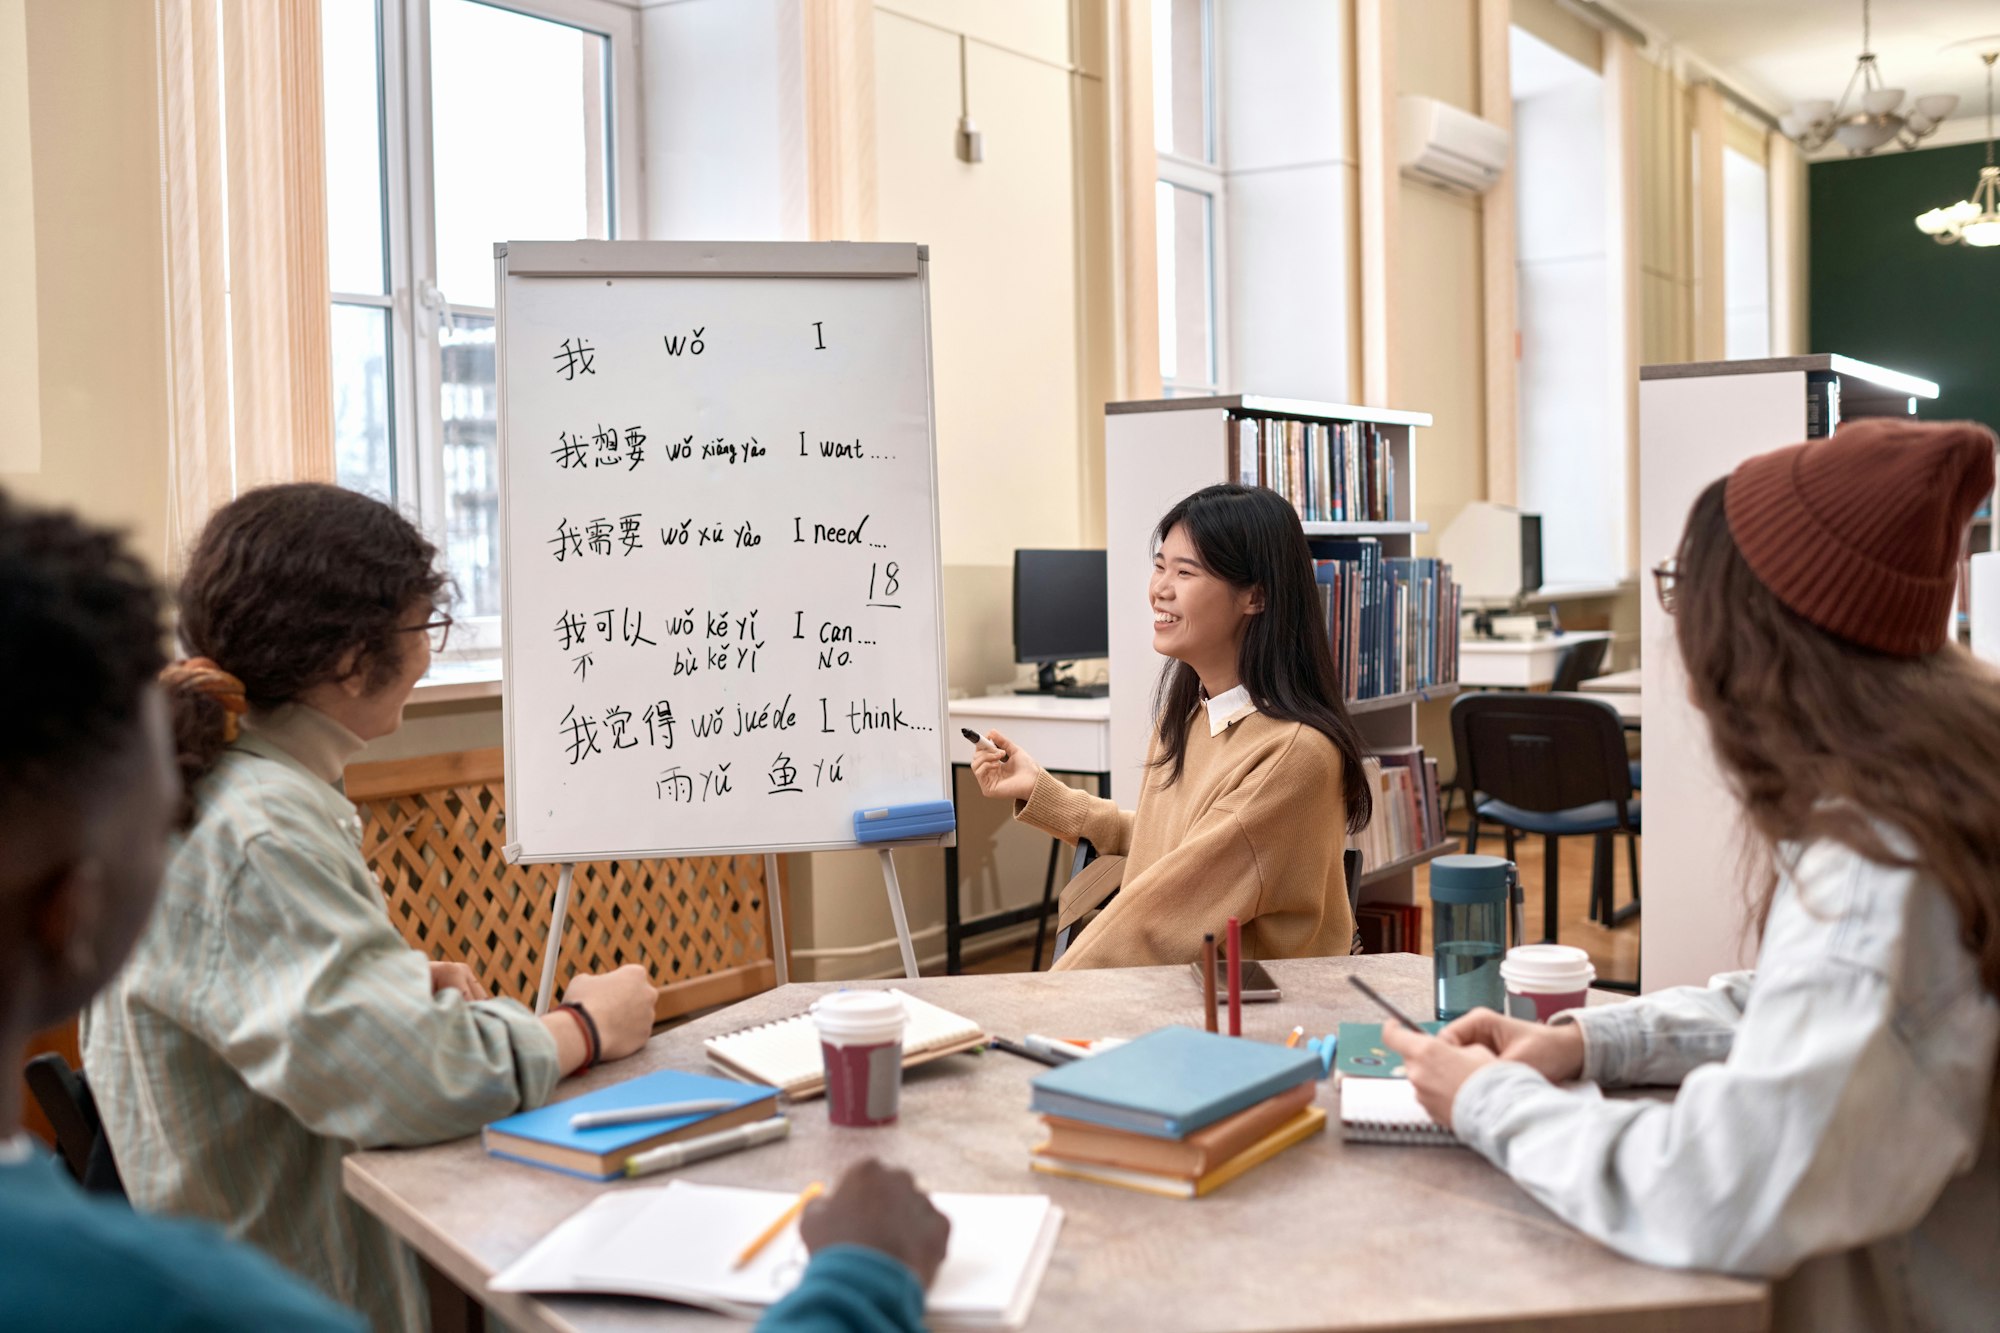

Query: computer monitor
<box><xmin>1013</xmin><ymin>549</ymin><xmax>1109</xmax><ymax>695</ymax></box>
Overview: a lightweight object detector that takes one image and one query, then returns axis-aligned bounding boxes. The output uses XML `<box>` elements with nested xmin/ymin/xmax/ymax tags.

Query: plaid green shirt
<box><xmin>83</xmin><ymin>724</ymin><xmax>559</xmax><ymax>1332</ymax></box>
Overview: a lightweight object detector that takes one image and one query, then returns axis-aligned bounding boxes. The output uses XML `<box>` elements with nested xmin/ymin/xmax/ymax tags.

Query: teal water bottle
<box><xmin>1428</xmin><ymin>854</ymin><xmax>1521</xmax><ymax>1021</ymax></box>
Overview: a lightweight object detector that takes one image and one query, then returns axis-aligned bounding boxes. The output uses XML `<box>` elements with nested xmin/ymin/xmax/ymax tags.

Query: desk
<box><xmin>1457</xmin><ymin>630</ymin><xmax>1613</xmax><ymax>689</ymax></box>
<box><xmin>345</xmin><ymin>957</ymin><xmax>1768</xmax><ymax>1333</ymax></box>
<box><xmin>943</xmin><ymin>696</ymin><xmax>1112</xmax><ymax>974</ymax></box>
<box><xmin>1579</xmin><ymin>669</ymin><xmax>1641</xmax><ymax>729</ymax></box>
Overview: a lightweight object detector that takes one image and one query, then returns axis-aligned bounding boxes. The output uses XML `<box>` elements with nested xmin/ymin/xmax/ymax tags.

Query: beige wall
<box><xmin>5</xmin><ymin>0</ymin><xmax>171</xmax><ymax>570</ymax></box>
<box><xmin>1393</xmin><ymin>0</ymin><xmax>1486</xmax><ymax>557</ymax></box>
<box><xmin>789</xmin><ymin>1</ymin><xmax>1114</xmax><ymax>978</ymax></box>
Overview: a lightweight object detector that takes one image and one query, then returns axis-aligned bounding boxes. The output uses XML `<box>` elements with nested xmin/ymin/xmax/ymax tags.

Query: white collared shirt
<box><xmin>1202</xmin><ymin>684</ymin><xmax>1257</xmax><ymax>737</ymax></box>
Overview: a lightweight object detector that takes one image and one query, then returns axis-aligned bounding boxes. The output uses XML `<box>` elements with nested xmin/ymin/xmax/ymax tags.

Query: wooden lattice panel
<box><xmin>345</xmin><ymin>747</ymin><xmax>777</xmax><ymax>1014</ymax></box>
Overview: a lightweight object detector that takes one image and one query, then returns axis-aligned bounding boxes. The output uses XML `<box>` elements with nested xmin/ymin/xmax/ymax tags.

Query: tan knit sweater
<box><xmin>1016</xmin><ymin>706</ymin><xmax>1353</xmax><ymax>971</ymax></box>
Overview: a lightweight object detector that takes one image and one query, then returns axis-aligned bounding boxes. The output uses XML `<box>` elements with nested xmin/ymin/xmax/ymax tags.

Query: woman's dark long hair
<box><xmin>1148</xmin><ymin>484</ymin><xmax>1372</xmax><ymax>835</ymax></box>
<box><xmin>1676</xmin><ymin>477</ymin><xmax>2000</xmax><ymax>997</ymax></box>
<box><xmin>168</xmin><ymin>484</ymin><xmax>446</xmax><ymax>801</ymax></box>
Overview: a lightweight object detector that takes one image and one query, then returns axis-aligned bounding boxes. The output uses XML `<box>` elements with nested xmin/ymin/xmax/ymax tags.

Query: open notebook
<box><xmin>704</xmin><ymin>989</ymin><xmax>986</xmax><ymax>1100</ymax></box>
<box><xmin>1337</xmin><ymin>1076</ymin><xmax>1459</xmax><ymax>1146</ymax></box>
<box><xmin>490</xmin><ymin>1181</ymin><xmax>1063</xmax><ymax>1331</ymax></box>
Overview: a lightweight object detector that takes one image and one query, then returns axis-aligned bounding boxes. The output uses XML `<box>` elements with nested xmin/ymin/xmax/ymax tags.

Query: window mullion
<box><xmin>400</xmin><ymin>0</ymin><xmax>449</xmax><ymax>541</ymax></box>
<box><xmin>376</xmin><ymin>0</ymin><xmax>422</xmax><ymax>513</ymax></box>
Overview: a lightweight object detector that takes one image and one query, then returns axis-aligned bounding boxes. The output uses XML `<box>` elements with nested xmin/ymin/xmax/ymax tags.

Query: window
<box><xmin>323</xmin><ymin>0</ymin><xmax>639</xmax><ymax>652</ymax></box>
<box><xmin>1153</xmin><ymin>0</ymin><xmax>1224</xmax><ymax>395</ymax></box>
<box><xmin>1722</xmin><ymin>146</ymin><xmax>1772</xmax><ymax>361</ymax></box>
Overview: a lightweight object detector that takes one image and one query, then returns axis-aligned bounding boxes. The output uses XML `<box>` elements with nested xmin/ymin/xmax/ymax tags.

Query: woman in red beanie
<box><xmin>1385</xmin><ymin>418</ymin><xmax>2000</xmax><ymax>1331</ymax></box>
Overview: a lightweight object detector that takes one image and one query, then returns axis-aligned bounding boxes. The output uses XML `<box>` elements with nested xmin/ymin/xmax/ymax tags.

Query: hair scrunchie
<box><xmin>161</xmin><ymin>657</ymin><xmax>250</xmax><ymax>743</ymax></box>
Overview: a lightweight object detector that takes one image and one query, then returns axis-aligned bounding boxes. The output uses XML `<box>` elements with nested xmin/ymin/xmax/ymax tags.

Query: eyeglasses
<box><xmin>1651</xmin><ymin>560</ymin><xmax>1679</xmax><ymax>616</ymax></box>
<box><xmin>403</xmin><ymin>615</ymin><xmax>453</xmax><ymax>652</ymax></box>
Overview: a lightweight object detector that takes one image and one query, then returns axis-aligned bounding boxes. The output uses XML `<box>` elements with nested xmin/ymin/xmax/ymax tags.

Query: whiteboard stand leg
<box><xmin>878</xmin><ymin>849</ymin><xmax>920</xmax><ymax>980</ymax></box>
<box><xmin>535</xmin><ymin>862</ymin><xmax>576</xmax><ymax>1016</ymax></box>
<box><xmin>764</xmin><ymin>853</ymin><xmax>790</xmax><ymax>987</ymax></box>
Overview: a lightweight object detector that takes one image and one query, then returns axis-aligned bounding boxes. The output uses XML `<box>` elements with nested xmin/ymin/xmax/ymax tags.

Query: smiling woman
<box><xmin>970</xmin><ymin>484</ymin><xmax>1370</xmax><ymax>971</ymax></box>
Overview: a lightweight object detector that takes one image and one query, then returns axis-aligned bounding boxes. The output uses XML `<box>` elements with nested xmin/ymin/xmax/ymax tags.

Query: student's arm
<box><xmin>755</xmin><ymin>1247</ymin><xmax>927</xmax><ymax>1333</ymax></box>
<box><xmin>1556</xmin><ymin>971</ymin><xmax>1756</xmax><ymax>1087</ymax></box>
<box><xmin>1450</xmin><ymin>956</ymin><xmax>1997</xmax><ymax>1277</ymax></box>
<box><xmin>192</xmin><ymin>833</ymin><xmax>561</xmax><ymax>1147</ymax></box>
<box><xmin>1014</xmin><ymin>770</ymin><xmax>1136</xmax><ymax>855</ymax></box>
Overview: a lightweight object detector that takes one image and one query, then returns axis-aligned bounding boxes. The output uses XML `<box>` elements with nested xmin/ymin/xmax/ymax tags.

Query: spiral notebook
<box><xmin>1336</xmin><ymin>1075</ymin><xmax>1460</xmax><ymax>1146</ymax></box>
<box><xmin>703</xmin><ymin>988</ymin><xmax>986</xmax><ymax>1100</ymax></box>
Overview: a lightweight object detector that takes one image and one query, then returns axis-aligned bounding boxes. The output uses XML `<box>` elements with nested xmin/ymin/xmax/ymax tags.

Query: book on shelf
<box><xmin>1348</xmin><ymin>743</ymin><xmax>1447</xmax><ymax>889</ymax></box>
<box><xmin>1312</xmin><ymin>545</ymin><xmax>1460</xmax><ymax>702</ymax></box>
<box><xmin>1354</xmin><ymin>902</ymin><xmax>1424</xmax><ymax>954</ymax></box>
<box><xmin>1225</xmin><ymin>413</ymin><xmax>1397</xmax><ymax>524</ymax></box>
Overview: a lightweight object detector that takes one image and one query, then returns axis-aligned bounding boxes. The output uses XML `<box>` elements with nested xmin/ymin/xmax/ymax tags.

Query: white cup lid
<box><xmin>811</xmin><ymin>989</ymin><xmax>907</xmax><ymax>1038</ymax></box>
<box><xmin>1500</xmin><ymin>944</ymin><xmax>1595</xmax><ymax>989</ymax></box>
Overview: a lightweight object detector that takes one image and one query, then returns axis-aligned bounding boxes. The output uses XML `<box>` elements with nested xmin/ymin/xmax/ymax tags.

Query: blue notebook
<box><xmin>484</xmin><ymin>1069</ymin><xmax>780</xmax><ymax>1181</ymax></box>
<box><xmin>1029</xmin><ymin>1027</ymin><xmax>1322</xmax><ymax>1141</ymax></box>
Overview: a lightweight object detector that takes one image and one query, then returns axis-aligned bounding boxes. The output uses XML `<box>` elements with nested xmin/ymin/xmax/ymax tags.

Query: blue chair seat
<box><xmin>1630</xmin><ymin>760</ymin><xmax>1642</xmax><ymax>790</ymax></box>
<box><xmin>1474</xmin><ymin>796</ymin><xmax>1641</xmax><ymax>837</ymax></box>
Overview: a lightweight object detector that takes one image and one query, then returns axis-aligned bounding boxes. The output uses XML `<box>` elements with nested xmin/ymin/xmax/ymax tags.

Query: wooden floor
<box><xmin>959</xmin><ymin>830</ymin><xmax>1641</xmax><ymax>987</ymax></box>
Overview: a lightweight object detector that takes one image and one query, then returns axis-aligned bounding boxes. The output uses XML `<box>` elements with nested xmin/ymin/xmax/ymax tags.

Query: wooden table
<box><xmin>344</xmin><ymin>958</ymin><xmax>1767</xmax><ymax>1333</ymax></box>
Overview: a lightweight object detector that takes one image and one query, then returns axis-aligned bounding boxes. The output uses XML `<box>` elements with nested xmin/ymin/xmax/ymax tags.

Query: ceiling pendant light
<box><xmin>1778</xmin><ymin>0</ymin><xmax>1956</xmax><ymax>156</ymax></box>
<box><xmin>1915</xmin><ymin>53</ymin><xmax>2000</xmax><ymax>248</ymax></box>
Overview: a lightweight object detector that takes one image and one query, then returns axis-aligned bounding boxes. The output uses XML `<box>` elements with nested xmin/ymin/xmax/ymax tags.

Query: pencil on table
<box><xmin>733</xmin><ymin>1181</ymin><xmax>825</xmax><ymax>1270</ymax></box>
<box><xmin>1285</xmin><ymin>1026</ymin><xmax>1304</xmax><ymax>1049</ymax></box>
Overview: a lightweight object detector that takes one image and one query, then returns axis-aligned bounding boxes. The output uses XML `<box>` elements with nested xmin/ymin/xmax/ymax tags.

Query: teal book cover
<box><xmin>1333</xmin><ymin>1022</ymin><xmax>1444</xmax><ymax>1080</ymax></box>
<box><xmin>484</xmin><ymin>1069</ymin><xmax>779</xmax><ymax>1180</ymax></box>
<box><xmin>1029</xmin><ymin>1026</ymin><xmax>1321</xmax><ymax>1141</ymax></box>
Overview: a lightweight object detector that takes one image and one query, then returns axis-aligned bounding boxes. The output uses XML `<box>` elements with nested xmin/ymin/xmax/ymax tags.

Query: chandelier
<box><xmin>1777</xmin><ymin>0</ymin><xmax>1956</xmax><ymax>155</ymax></box>
<box><xmin>1915</xmin><ymin>53</ymin><xmax>2000</xmax><ymax>248</ymax></box>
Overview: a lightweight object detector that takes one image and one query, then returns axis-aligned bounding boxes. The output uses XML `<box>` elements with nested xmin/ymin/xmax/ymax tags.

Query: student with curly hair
<box><xmin>1385</xmin><ymin>420</ymin><xmax>2000</xmax><ymax>1331</ymax></box>
<box><xmin>82</xmin><ymin>484</ymin><xmax>658</xmax><ymax>1331</ymax></box>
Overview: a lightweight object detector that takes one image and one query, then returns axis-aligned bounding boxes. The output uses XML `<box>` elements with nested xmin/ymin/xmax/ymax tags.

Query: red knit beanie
<box><xmin>1724</xmin><ymin>417</ymin><xmax>1997</xmax><ymax>657</ymax></box>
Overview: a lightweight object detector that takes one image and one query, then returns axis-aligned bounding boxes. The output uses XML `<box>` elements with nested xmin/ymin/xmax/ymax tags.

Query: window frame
<box><xmin>332</xmin><ymin>0</ymin><xmax>644</xmax><ymax>659</ymax></box>
<box><xmin>1153</xmin><ymin>0</ymin><xmax>1228</xmax><ymax>397</ymax></box>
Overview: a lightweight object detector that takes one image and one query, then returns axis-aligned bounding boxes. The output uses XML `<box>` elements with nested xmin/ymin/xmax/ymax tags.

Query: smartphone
<box><xmin>1190</xmin><ymin>958</ymin><xmax>1281</xmax><ymax>1002</ymax></box>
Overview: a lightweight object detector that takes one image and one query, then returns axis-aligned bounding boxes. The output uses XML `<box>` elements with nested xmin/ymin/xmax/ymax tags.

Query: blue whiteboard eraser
<box><xmin>854</xmin><ymin>800</ymin><xmax>957</xmax><ymax>844</ymax></box>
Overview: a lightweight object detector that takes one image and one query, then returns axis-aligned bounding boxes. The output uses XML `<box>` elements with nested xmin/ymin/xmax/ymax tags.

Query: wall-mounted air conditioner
<box><xmin>1397</xmin><ymin>95</ymin><xmax>1510</xmax><ymax>195</ymax></box>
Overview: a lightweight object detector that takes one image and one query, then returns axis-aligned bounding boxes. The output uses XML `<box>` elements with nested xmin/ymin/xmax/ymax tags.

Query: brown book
<box><xmin>1034</xmin><ymin>1080</ymin><xmax>1317</xmax><ymax>1179</ymax></box>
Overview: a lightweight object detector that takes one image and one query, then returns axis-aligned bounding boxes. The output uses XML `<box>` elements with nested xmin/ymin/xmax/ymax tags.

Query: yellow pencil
<box><xmin>1285</xmin><ymin>1026</ymin><xmax>1305</xmax><ymax>1049</ymax></box>
<box><xmin>733</xmin><ymin>1181</ymin><xmax>826</xmax><ymax>1270</ymax></box>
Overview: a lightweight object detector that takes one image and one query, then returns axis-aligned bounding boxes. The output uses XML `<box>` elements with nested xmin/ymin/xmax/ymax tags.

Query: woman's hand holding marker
<box><xmin>967</xmin><ymin>728</ymin><xmax>1044</xmax><ymax>803</ymax></box>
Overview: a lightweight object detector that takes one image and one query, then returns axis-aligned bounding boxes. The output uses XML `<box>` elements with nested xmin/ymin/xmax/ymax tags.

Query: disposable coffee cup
<box><xmin>812</xmin><ymin>990</ymin><xmax>907</xmax><ymax>1127</ymax></box>
<box><xmin>1500</xmin><ymin>944</ymin><xmax>1595</xmax><ymax>1022</ymax></box>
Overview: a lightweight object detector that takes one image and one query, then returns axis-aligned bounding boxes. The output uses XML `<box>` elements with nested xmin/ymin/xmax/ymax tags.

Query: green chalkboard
<box><xmin>1810</xmin><ymin>142</ymin><xmax>1999</xmax><ymax>435</ymax></box>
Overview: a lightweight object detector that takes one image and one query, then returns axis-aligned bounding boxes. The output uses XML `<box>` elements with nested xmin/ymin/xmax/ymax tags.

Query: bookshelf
<box><xmin>1104</xmin><ymin>394</ymin><xmax>1458</xmax><ymax>909</ymax></box>
<box><xmin>1638</xmin><ymin>354</ymin><xmax>1941</xmax><ymax>991</ymax></box>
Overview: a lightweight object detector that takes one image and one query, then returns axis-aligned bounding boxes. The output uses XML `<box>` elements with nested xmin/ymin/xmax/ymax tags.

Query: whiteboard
<box><xmin>495</xmin><ymin>241</ymin><xmax>951</xmax><ymax>863</ymax></box>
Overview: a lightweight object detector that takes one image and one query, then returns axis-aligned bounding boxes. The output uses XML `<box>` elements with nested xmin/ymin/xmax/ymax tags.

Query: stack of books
<box><xmin>1313</xmin><ymin>542</ymin><xmax>1460</xmax><ymax>701</ymax></box>
<box><xmin>1026</xmin><ymin>1027</ymin><xmax>1325</xmax><ymax>1199</ymax></box>
<box><xmin>1227</xmin><ymin>414</ymin><xmax>1398</xmax><ymax>524</ymax></box>
<box><xmin>1350</xmin><ymin>745</ymin><xmax>1445</xmax><ymax>872</ymax></box>
<box><xmin>1353</xmin><ymin>900</ymin><xmax>1425</xmax><ymax>955</ymax></box>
